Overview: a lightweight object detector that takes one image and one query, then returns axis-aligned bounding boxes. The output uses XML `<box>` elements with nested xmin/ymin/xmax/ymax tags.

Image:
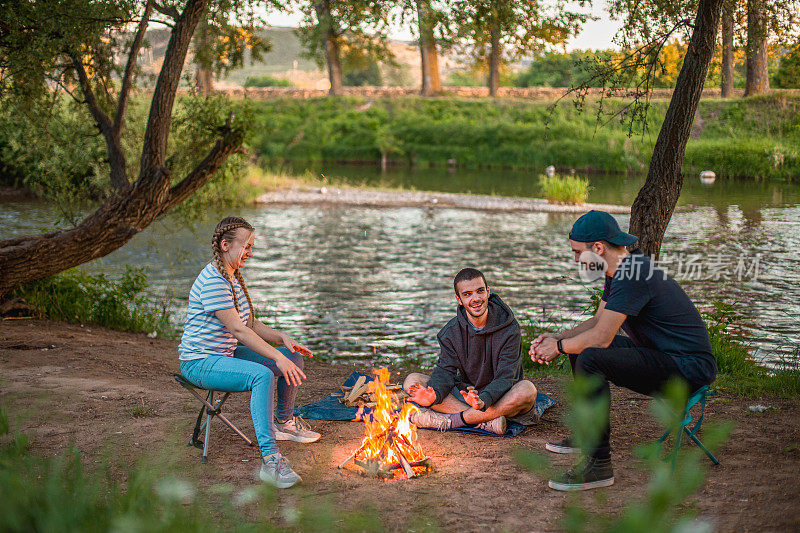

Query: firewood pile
<box><xmin>333</xmin><ymin>375</ymin><xmax>409</xmax><ymax>408</ymax></box>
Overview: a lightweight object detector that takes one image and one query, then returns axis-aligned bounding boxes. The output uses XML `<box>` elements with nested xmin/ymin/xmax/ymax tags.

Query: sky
<box><xmin>265</xmin><ymin>1</ymin><xmax>624</xmax><ymax>52</ymax></box>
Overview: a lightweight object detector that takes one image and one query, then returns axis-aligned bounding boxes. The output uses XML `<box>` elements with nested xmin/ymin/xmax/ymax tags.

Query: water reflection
<box><xmin>2</xmin><ymin>172</ymin><xmax>799</xmax><ymax>368</ymax></box>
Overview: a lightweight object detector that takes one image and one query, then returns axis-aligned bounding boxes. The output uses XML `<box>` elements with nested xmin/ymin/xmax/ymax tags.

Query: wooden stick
<box><xmin>338</xmin><ymin>441</ymin><xmax>368</xmax><ymax>469</ymax></box>
<box><xmin>347</xmin><ymin>376</ymin><xmax>367</xmax><ymax>403</ymax></box>
<box><xmin>393</xmin><ymin>442</ymin><xmax>416</xmax><ymax>478</ymax></box>
<box><xmin>352</xmin><ymin>381</ymin><xmax>370</xmax><ymax>401</ymax></box>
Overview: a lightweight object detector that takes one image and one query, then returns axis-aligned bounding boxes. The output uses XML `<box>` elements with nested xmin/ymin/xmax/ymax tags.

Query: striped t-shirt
<box><xmin>178</xmin><ymin>263</ymin><xmax>251</xmax><ymax>361</ymax></box>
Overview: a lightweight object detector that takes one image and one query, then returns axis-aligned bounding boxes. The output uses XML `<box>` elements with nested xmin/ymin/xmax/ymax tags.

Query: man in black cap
<box><xmin>530</xmin><ymin>210</ymin><xmax>717</xmax><ymax>491</ymax></box>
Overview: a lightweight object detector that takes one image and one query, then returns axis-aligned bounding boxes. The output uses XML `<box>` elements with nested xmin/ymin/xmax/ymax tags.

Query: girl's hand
<box><xmin>282</xmin><ymin>335</ymin><xmax>313</xmax><ymax>357</ymax></box>
<box><xmin>276</xmin><ymin>356</ymin><xmax>307</xmax><ymax>386</ymax></box>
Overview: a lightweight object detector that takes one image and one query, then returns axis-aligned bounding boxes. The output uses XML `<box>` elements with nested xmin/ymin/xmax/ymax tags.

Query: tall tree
<box><xmin>720</xmin><ymin>0</ymin><xmax>735</xmax><ymax>96</ymax></box>
<box><xmin>192</xmin><ymin>0</ymin><xmax>274</xmax><ymax>94</ymax></box>
<box><xmin>741</xmin><ymin>0</ymin><xmax>800</xmax><ymax>95</ymax></box>
<box><xmin>449</xmin><ymin>0</ymin><xmax>589</xmax><ymax>96</ymax></box>
<box><xmin>0</xmin><ymin>0</ymin><xmax>248</xmax><ymax>295</ymax></box>
<box><xmin>744</xmin><ymin>0</ymin><xmax>769</xmax><ymax>94</ymax></box>
<box><xmin>296</xmin><ymin>0</ymin><xmax>393</xmax><ymax>95</ymax></box>
<box><xmin>416</xmin><ymin>0</ymin><xmax>442</xmax><ymax>95</ymax></box>
<box><xmin>602</xmin><ymin>0</ymin><xmax>727</xmax><ymax>255</ymax></box>
<box><xmin>629</xmin><ymin>0</ymin><xmax>726</xmax><ymax>257</ymax></box>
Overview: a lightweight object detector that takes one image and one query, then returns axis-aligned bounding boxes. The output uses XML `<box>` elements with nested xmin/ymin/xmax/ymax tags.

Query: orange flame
<box><xmin>357</xmin><ymin>368</ymin><xmax>426</xmax><ymax>478</ymax></box>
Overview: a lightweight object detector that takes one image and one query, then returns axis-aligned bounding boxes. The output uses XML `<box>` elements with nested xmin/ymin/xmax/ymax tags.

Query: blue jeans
<box><xmin>180</xmin><ymin>346</ymin><xmax>304</xmax><ymax>457</ymax></box>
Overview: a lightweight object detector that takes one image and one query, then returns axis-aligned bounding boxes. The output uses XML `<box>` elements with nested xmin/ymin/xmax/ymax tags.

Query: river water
<box><xmin>3</xmin><ymin>166</ymin><xmax>799</xmax><ymax>368</ymax></box>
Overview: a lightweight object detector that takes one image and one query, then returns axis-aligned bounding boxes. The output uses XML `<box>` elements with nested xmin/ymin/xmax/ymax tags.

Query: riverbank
<box><xmin>2</xmin><ymin>318</ymin><xmax>798</xmax><ymax>531</ymax></box>
<box><xmin>248</xmin><ymin>94</ymin><xmax>800</xmax><ymax>181</ymax></box>
<box><xmin>254</xmin><ymin>185</ymin><xmax>630</xmax><ymax>213</ymax></box>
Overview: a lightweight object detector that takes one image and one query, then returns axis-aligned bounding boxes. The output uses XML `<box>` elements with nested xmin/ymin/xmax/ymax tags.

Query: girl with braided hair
<box><xmin>179</xmin><ymin>216</ymin><xmax>320</xmax><ymax>488</ymax></box>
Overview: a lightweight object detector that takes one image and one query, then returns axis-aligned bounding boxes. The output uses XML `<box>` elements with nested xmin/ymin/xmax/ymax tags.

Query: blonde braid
<box><xmin>233</xmin><ymin>269</ymin><xmax>255</xmax><ymax>328</ymax></box>
<box><xmin>211</xmin><ymin>217</ymin><xmax>255</xmax><ymax>326</ymax></box>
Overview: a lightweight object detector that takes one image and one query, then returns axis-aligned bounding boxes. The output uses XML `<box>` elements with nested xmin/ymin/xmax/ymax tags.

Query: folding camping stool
<box><xmin>657</xmin><ymin>384</ymin><xmax>720</xmax><ymax>470</ymax></box>
<box><xmin>173</xmin><ymin>374</ymin><xmax>254</xmax><ymax>463</ymax></box>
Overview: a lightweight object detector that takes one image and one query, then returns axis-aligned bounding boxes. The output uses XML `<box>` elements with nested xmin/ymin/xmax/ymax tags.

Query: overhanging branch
<box><xmin>138</xmin><ymin>0</ymin><xmax>208</xmax><ymax>183</ymax></box>
<box><xmin>163</xmin><ymin>129</ymin><xmax>245</xmax><ymax>211</ymax></box>
<box><xmin>114</xmin><ymin>1</ymin><xmax>153</xmax><ymax>138</ymax></box>
<box><xmin>152</xmin><ymin>2</ymin><xmax>180</xmax><ymax>20</ymax></box>
<box><xmin>69</xmin><ymin>52</ymin><xmax>131</xmax><ymax>190</ymax></box>
<box><xmin>69</xmin><ymin>52</ymin><xmax>113</xmax><ymax>137</ymax></box>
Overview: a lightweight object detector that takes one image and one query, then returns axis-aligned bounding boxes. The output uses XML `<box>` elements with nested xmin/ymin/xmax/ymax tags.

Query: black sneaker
<box><xmin>545</xmin><ymin>436</ymin><xmax>579</xmax><ymax>454</ymax></box>
<box><xmin>548</xmin><ymin>456</ymin><xmax>614</xmax><ymax>491</ymax></box>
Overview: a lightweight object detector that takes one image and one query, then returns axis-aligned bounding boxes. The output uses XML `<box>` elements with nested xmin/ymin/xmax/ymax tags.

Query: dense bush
<box><xmin>343</xmin><ymin>60</ymin><xmax>382</xmax><ymax>86</ymax></box>
<box><xmin>538</xmin><ymin>173</ymin><xmax>590</xmax><ymax>204</ymax></box>
<box><xmin>514</xmin><ymin>51</ymin><xmax>606</xmax><ymax>88</ymax></box>
<box><xmin>14</xmin><ymin>266</ymin><xmax>175</xmax><ymax>338</ymax></box>
<box><xmin>243</xmin><ymin>74</ymin><xmax>293</xmax><ymax>87</ymax></box>
<box><xmin>772</xmin><ymin>41</ymin><xmax>800</xmax><ymax>89</ymax></box>
<box><xmin>246</xmin><ymin>95</ymin><xmax>800</xmax><ymax>180</ymax></box>
<box><xmin>0</xmin><ymin>94</ymin><xmax>254</xmax><ymax>220</ymax></box>
<box><xmin>0</xmin><ymin>98</ymin><xmax>106</xmax><ymax>200</ymax></box>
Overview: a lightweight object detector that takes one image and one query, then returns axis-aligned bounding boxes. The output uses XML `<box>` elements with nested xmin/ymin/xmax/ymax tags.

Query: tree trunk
<box><xmin>744</xmin><ymin>0</ymin><xmax>769</xmax><ymax>95</ymax></box>
<box><xmin>196</xmin><ymin>66</ymin><xmax>214</xmax><ymax>94</ymax></box>
<box><xmin>325</xmin><ymin>36</ymin><xmax>344</xmax><ymax>95</ymax></box>
<box><xmin>720</xmin><ymin>0</ymin><xmax>735</xmax><ymax>97</ymax></box>
<box><xmin>628</xmin><ymin>0</ymin><xmax>725</xmax><ymax>259</ymax></box>
<box><xmin>314</xmin><ymin>0</ymin><xmax>343</xmax><ymax>96</ymax></box>
<box><xmin>194</xmin><ymin>17</ymin><xmax>214</xmax><ymax>95</ymax></box>
<box><xmin>417</xmin><ymin>0</ymin><xmax>442</xmax><ymax>96</ymax></box>
<box><xmin>0</xmin><ymin>0</ymin><xmax>243</xmax><ymax>296</ymax></box>
<box><xmin>488</xmin><ymin>16</ymin><xmax>501</xmax><ymax>97</ymax></box>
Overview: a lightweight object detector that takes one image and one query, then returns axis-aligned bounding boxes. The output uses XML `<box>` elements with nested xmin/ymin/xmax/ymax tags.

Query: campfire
<box><xmin>338</xmin><ymin>368</ymin><xmax>432</xmax><ymax>479</ymax></box>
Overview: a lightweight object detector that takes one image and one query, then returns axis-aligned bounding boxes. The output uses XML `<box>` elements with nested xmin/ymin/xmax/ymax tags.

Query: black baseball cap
<box><xmin>569</xmin><ymin>210</ymin><xmax>638</xmax><ymax>246</ymax></box>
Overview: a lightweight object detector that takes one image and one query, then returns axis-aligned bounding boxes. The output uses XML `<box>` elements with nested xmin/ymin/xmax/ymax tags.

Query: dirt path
<box><xmin>1</xmin><ymin>319</ymin><xmax>798</xmax><ymax>532</ymax></box>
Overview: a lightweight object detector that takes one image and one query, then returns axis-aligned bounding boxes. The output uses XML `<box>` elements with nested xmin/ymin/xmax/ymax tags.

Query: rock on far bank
<box><xmin>255</xmin><ymin>186</ymin><xmax>630</xmax><ymax>214</ymax></box>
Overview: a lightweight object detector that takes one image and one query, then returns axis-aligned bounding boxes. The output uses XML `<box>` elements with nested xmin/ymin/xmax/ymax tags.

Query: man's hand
<box><xmin>460</xmin><ymin>386</ymin><xmax>485</xmax><ymax>410</ymax></box>
<box><xmin>529</xmin><ymin>333</ymin><xmax>557</xmax><ymax>356</ymax></box>
<box><xmin>532</xmin><ymin>337</ymin><xmax>560</xmax><ymax>365</ymax></box>
<box><xmin>408</xmin><ymin>383</ymin><xmax>437</xmax><ymax>407</ymax></box>
<box><xmin>282</xmin><ymin>335</ymin><xmax>313</xmax><ymax>357</ymax></box>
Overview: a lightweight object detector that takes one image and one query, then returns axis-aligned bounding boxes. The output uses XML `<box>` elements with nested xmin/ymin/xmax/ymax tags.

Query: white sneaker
<box><xmin>274</xmin><ymin>417</ymin><xmax>321</xmax><ymax>443</ymax></box>
<box><xmin>475</xmin><ymin>416</ymin><xmax>507</xmax><ymax>435</ymax></box>
<box><xmin>259</xmin><ymin>453</ymin><xmax>301</xmax><ymax>488</ymax></box>
<box><xmin>409</xmin><ymin>408</ymin><xmax>451</xmax><ymax>431</ymax></box>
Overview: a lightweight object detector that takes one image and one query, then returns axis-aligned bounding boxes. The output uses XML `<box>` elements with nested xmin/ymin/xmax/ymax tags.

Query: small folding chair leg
<box><xmin>656</xmin><ymin>385</ymin><xmax>719</xmax><ymax>469</ymax></box>
<box><xmin>174</xmin><ymin>374</ymin><xmax>255</xmax><ymax>463</ymax></box>
<box><xmin>683</xmin><ymin>421</ymin><xmax>719</xmax><ymax>465</ymax></box>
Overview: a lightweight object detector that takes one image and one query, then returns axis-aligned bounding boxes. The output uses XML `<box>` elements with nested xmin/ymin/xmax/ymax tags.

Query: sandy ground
<box><xmin>1</xmin><ymin>318</ymin><xmax>799</xmax><ymax>532</ymax></box>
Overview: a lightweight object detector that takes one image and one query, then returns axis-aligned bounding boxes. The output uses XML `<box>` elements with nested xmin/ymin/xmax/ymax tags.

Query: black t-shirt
<box><xmin>602</xmin><ymin>253</ymin><xmax>717</xmax><ymax>386</ymax></box>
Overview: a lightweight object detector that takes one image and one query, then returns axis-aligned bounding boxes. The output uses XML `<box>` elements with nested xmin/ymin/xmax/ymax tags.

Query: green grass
<box><xmin>12</xmin><ymin>266</ymin><xmax>176</xmax><ymax>338</ymax></box>
<box><xmin>0</xmin><ymin>402</ymin><xmax>388</xmax><ymax>532</ymax></box>
<box><xmin>243</xmin><ymin>94</ymin><xmax>800</xmax><ymax>181</ymax></box>
<box><xmin>127</xmin><ymin>398</ymin><xmax>155</xmax><ymax>418</ymax></box>
<box><xmin>538</xmin><ymin>173</ymin><xmax>591</xmax><ymax>204</ymax></box>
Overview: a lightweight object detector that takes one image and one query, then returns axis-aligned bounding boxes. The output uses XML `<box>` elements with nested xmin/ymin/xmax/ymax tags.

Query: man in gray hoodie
<box><xmin>403</xmin><ymin>268</ymin><xmax>538</xmax><ymax>435</ymax></box>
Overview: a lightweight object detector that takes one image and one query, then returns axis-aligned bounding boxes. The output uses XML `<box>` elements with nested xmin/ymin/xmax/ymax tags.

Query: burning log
<box><xmin>335</xmin><ymin>379</ymin><xmax>408</xmax><ymax>408</ymax></box>
<box><xmin>338</xmin><ymin>368</ymin><xmax>432</xmax><ymax>480</ymax></box>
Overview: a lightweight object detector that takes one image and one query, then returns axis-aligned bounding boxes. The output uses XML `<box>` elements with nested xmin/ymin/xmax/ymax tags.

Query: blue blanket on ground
<box><xmin>294</xmin><ymin>371</ymin><xmax>556</xmax><ymax>437</ymax></box>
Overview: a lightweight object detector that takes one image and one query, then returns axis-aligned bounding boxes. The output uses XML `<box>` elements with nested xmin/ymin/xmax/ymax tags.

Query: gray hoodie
<box><xmin>428</xmin><ymin>293</ymin><xmax>522</xmax><ymax>409</ymax></box>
